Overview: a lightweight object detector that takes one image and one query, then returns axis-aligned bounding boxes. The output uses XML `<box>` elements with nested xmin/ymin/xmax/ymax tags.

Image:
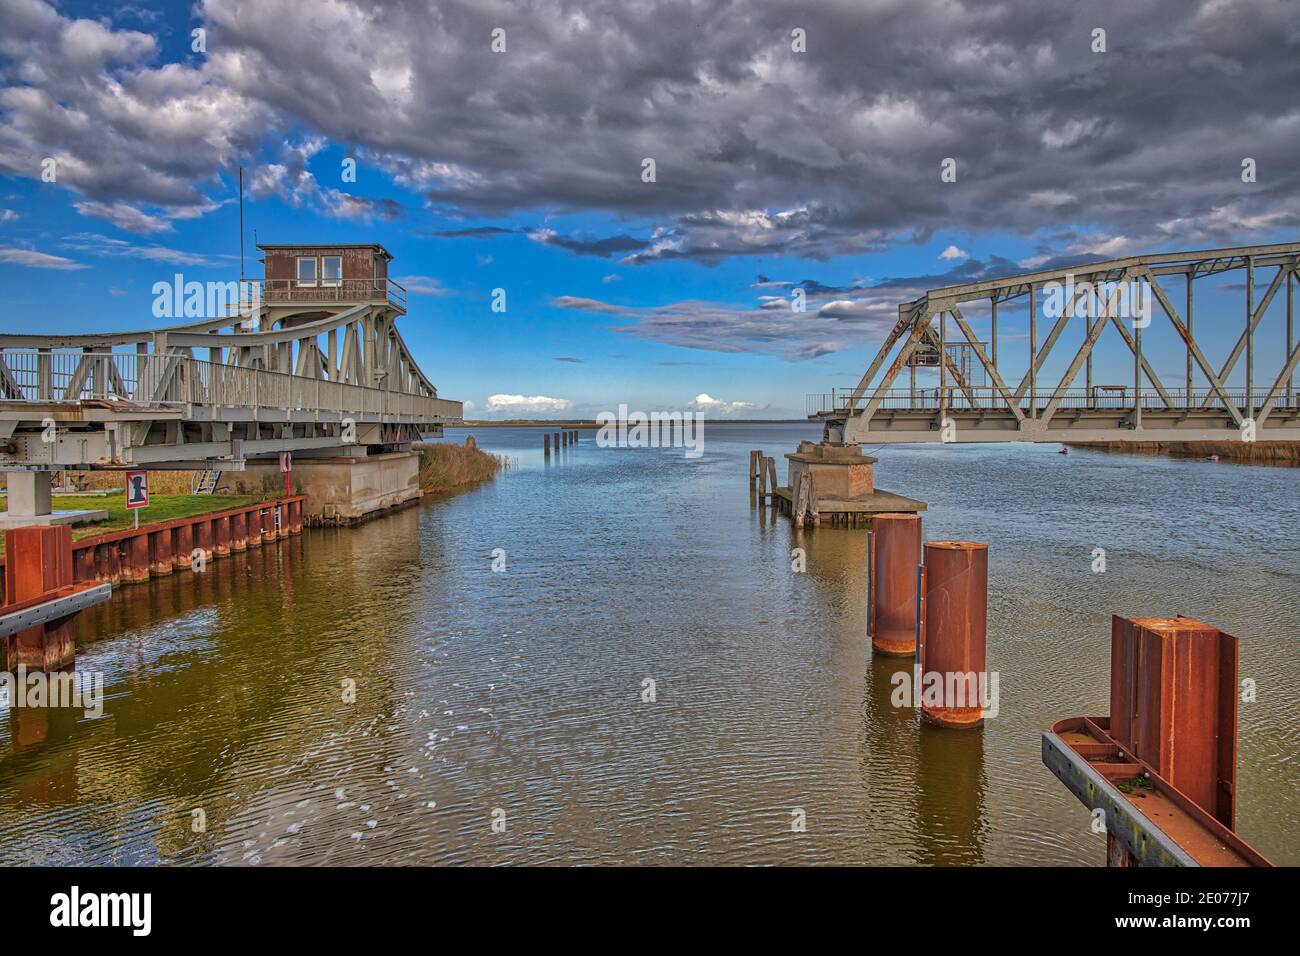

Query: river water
<box><xmin>1</xmin><ymin>424</ymin><xmax>1296</xmax><ymax>865</ymax></box>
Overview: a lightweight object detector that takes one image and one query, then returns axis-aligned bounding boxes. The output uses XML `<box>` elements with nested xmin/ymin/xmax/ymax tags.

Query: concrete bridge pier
<box><xmin>222</xmin><ymin>449</ymin><xmax>422</xmax><ymax>525</ymax></box>
<box><xmin>1</xmin><ymin>471</ymin><xmax>107</xmax><ymax>529</ymax></box>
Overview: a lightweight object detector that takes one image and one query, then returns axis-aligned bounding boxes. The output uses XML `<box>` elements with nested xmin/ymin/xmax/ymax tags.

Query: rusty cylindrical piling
<box><xmin>544</xmin><ymin>433</ymin><xmax>551</xmax><ymax>454</ymax></box>
<box><xmin>868</xmin><ymin>513</ymin><xmax>922</xmax><ymax>656</ymax></box>
<box><xmin>918</xmin><ymin>540</ymin><xmax>988</xmax><ymax>729</ymax></box>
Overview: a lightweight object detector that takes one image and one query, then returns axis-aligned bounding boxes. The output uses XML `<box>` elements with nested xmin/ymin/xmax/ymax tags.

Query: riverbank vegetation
<box><xmin>1067</xmin><ymin>440</ymin><xmax>1300</xmax><ymax>465</ymax></box>
<box><xmin>417</xmin><ymin>441</ymin><xmax>509</xmax><ymax>493</ymax></box>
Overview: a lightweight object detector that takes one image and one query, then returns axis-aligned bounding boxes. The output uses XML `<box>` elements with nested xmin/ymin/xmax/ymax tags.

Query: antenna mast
<box><xmin>239</xmin><ymin>166</ymin><xmax>245</xmax><ymax>281</ymax></box>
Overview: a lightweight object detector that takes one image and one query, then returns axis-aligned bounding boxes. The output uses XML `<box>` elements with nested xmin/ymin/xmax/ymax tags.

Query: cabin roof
<box><xmin>257</xmin><ymin>243</ymin><xmax>393</xmax><ymax>260</ymax></box>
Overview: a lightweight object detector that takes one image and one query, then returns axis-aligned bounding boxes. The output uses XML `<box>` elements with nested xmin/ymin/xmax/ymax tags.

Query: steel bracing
<box><xmin>0</xmin><ymin>295</ymin><xmax>462</xmax><ymax>470</ymax></box>
<box><xmin>810</xmin><ymin>241</ymin><xmax>1300</xmax><ymax>443</ymax></box>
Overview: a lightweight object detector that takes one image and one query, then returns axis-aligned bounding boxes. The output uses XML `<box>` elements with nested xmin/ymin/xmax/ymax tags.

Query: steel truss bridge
<box><xmin>0</xmin><ymin>293</ymin><xmax>462</xmax><ymax>472</ymax></box>
<box><xmin>811</xmin><ymin>242</ymin><xmax>1300</xmax><ymax>443</ymax></box>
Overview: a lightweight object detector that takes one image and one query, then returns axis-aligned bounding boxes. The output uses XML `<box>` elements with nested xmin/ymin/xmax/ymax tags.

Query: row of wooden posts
<box><xmin>749</xmin><ymin>449</ymin><xmax>828</xmax><ymax>528</ymax></box>
<box><xmin>544</xmin><ymin>430</ymin><xmax>581</xmax><ymax>454</ymax></box>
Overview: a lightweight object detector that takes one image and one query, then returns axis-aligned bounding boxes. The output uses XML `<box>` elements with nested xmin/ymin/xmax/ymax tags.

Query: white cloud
<box><xmin>939</xmin><ymin>244</ymin><xmax>968</xmax><ymax>260</ymax></box>
<box><xmin>0</xmin><ymin>208</ymin><xmax>18</xmax><ymax>222</ymax></box>
<box><xmin>61</xmin><ymin>233</ymin><xmax>218</xmax><ymax>266</ymax></box>
<box><xmin>485</xmin><ymin>394</ymin><xmax>573</xmax><ymax>413</ymax></box>
<box><xmin>0</xmin><ymin>246</ymin><xmax>87</xmax><ymax>269</ymax></box>
<box><xmin>397</xmin><ymin>275</ymin><xmax>448</xmax><ymax>296</ymax></box>
<box><xmin>74</xmin><ymin>200</ymin><xmax>173</xmax><ymax>233</ymax></box>
<box><xmin>688</xmin><ymin>393</ymin><xmax>757</xmax><ymax>414</ymax></box>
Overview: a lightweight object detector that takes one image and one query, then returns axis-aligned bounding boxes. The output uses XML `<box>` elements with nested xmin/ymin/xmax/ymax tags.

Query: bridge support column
<box><xmin>5</xmin><ymin>471</ymin><xmax>51</xmax><ymax>518</ymax></box>
<box><xmin>1</xmin><ymin>471</ymin><xmax>107</xmax><ymax>528</ymax></box>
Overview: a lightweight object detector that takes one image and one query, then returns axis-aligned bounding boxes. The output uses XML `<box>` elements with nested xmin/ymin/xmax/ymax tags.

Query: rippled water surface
<box><xmin>1</xmin><ymin>424</ymin><xmax>1297</xmax><ymax>865</ymax></box>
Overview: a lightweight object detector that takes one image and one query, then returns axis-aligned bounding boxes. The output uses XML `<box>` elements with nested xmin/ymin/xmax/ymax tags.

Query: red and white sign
<box><xmin>124</xmin><ymin>471</ymin><xmax>149</xmax><ymax>509</ymax></box>
<box><xmin>279</xmin><ymin>452</ymin><xmax>292</xmax><ymax>473</ymax></box>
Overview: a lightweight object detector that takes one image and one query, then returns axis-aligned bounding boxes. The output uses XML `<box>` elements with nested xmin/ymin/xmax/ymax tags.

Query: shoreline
<box><xmin>1066</xmin><ymin>440</ymin><xmax>1300</xmax><ymax>466</ymax></box>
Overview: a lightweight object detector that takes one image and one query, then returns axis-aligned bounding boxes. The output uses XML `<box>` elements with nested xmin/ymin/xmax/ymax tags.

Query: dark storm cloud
<box><xmin>2</xmin><ymin>0</ymin><xmax>1299</xmax><ymax>259</ymax></box>
<box><xmin>552</xmin><ymin>255</ymin><xmax>1025</xmax><ymax>360</ymax></box>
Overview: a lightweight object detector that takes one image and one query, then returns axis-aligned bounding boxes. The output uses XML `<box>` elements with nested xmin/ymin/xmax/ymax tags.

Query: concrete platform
<box><xmin>0</xmin><ymin>508</ymin><xmax>108</xmax><ymax>528</ymax></box>
<box><xmin>773</xmin><ymin>486</ymin><xmax>927</xmax><ymax>515</ymax></box>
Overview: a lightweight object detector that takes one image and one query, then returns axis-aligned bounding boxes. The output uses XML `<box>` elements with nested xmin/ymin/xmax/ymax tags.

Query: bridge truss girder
<box><xmin>823</xmin><ymin>241</ymin><xmax>1300</xmax><ymax>444</ymax></box>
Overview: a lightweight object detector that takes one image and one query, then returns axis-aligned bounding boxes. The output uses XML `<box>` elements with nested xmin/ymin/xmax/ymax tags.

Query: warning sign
<box><xmin>125</xmin><ymin>471</ymin><xmax>149</xmax><ymax>509</ymax></box>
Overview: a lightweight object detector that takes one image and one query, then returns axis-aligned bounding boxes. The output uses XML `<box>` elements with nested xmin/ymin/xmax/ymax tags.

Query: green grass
<box><xmin>0</xmin><ymin>494</ymin><xmax>263</xmax><ymax>553</ymax></box>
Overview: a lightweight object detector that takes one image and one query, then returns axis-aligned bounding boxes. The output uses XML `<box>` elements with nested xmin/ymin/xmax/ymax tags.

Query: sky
<box><xmin>1</xmin><ymin>0</ymin><xmax>1298</xmax><ymax>419</ymax></box>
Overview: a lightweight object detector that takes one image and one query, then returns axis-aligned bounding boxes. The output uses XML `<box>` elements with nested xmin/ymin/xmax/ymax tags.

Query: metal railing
<box><xmin>0</xmin><ymin>349</ymin><xmax>460</xmax><ymax>422</ymax></box>
<box><xmin>807</xmin><ymin>386</ymin><xmax>1300</xmax><ymax>418</ymax></box>
<box><xmin>256</xmin><ymin>277</ymin><xmax>407</xmax><ymax>311</ymax></box>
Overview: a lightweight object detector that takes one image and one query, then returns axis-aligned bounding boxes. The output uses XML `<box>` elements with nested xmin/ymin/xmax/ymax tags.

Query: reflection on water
<box><xmin>0</xmin><ymin>425</ymin><xmax>1296</xmax><ymax>865</ymax></box>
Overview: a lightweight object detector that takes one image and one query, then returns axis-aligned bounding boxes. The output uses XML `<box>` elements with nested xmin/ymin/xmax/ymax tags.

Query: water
<box><xmin>1</xmin><ymin>424</ymin><xmax>1296</xmax><ymax>865</ymax></box>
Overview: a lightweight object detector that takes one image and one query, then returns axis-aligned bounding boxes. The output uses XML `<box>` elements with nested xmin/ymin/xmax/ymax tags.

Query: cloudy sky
<box><xmin>1</xmin><ymin>0</ymin><xmax>1297</xmax><ymax>418</ymax></box>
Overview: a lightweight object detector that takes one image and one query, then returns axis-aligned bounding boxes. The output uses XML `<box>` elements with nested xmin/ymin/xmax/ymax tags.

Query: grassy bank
<box><xmin>1067</xmin><ymin>440</ymin><xmax>1300</xmax><ymax>465</ymax></box>
<box><xmin>0</xmin><ymin>493</ymin><xmax>263</xmax><ymax>553</ymax></box>
<box><xmin>417</xmin><ymin>441</ymin><xmax>508</xmax><ymax>493</ymax></box>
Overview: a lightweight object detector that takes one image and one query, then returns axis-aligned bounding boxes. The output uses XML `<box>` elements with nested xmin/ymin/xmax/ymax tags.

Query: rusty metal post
<box><xmin>96</xmin><ymin>542</ymin><xmax>121</xmax><ymax>587</ymax></box>
<box><xmin>918</xmin><ymin>541</ymin><xmax>988</xmax><ymax>729</ymax></box>
<box><xmin>174</xmin><ymin>523</ymin><xmax>195</xmax><ymax>567</ymax></box>
<box><xmin>554</xmin><ymin>431</ymin><xmax>561</xmax><ymax>452</ymax></box>
<box><xmin>288</xmin><ymin>500</ymin><xmax>302</xmax><ymax>535</ymax></box>
<box><xmin>247</xmin><ymin>510</ymin><xmax>263</xmax><ymax>548</ymax></box>
<box><xmin>868</xmin><ymin>513</ymin><xmax>921</xmax><ymax>656</ymax></box>
<box><xmin>544</xmin><ymin>433</ymin><xmax>551</xmax><ymax>455</ymax></box>
<box><xmin>3</xmin><ymin>525</ymin><xmax>76</xmax><ymax>671</ymax></box>
<box><xmin>73</xmin><ymin>546</ymin><xmax>96</xmax><ymax>584</ymax></box>
<box><xmin>1109</xmin><ymin>615</ymin><xmax>1238</xmax><ymax>828</ymax></box>
<box><xmin>195</xmin><ymin>517</ymin><xmax>215</xmax><ymax>559</ymax></box>
<box><xmin>150</xmin><ymin>528</ymin><xmax>173</xmax><ymax>576</ymax></box>
<box><xmin>231</xmin><ymin>510</ymin><xmax>248</xmax><ymax>552</ymax></box>
<box><xmin>124</xmin><ymin>533</ymin><xmax>150</xmax><ymax>584</ymax></box>
<box><xmin>214</xmin><ymin>515</ymin><xmax>232</xmax><ymax>557</ymax></box>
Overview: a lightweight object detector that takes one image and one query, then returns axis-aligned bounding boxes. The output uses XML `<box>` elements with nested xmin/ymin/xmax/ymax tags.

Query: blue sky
<box><xmin>2</xmin><ymin>0</ymin><xmax>1297</xmax><ymax>418</ymax></box>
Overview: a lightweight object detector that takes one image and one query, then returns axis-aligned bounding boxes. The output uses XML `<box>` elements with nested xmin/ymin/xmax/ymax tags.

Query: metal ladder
<box><xmin>192</xmin><ymin>470</ymin><xmax>221</xmax><ymax>495</ymax></box>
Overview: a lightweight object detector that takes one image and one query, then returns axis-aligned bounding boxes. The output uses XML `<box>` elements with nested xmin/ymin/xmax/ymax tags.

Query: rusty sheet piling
<box><xmin>1042</xmin><ymin>614</ymin><xmax>1267</xmax><ymax>867</ymax></box>
<box><xmin>2</xmin><ymin>525</ymin><xmax>77</xmax><ymax>671</ymax></box>
<box><xmin>1109</xmin><ymin>616</ymin><xmax>1239</xmax><ymax>829</ymax></box>
<box><xmin>868</xmin><ymin>513</ymin><xmax>921</xmax><ymax>656</ymax></box>
<box><xmin>918</xmin><ymin>540</ymin><xmax>988</xmax><ymax>729</ymax></box>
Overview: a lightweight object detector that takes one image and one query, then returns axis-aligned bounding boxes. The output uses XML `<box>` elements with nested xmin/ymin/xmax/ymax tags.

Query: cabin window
<box><xmin>296</xmin><ymin>256</ymin><xmax>317</xmax><ymax>286</ymax></box>
<box><xmin>322</xmin><ymin>255</ymin><xmax>342</xmax><ymax>286</ymax></box>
